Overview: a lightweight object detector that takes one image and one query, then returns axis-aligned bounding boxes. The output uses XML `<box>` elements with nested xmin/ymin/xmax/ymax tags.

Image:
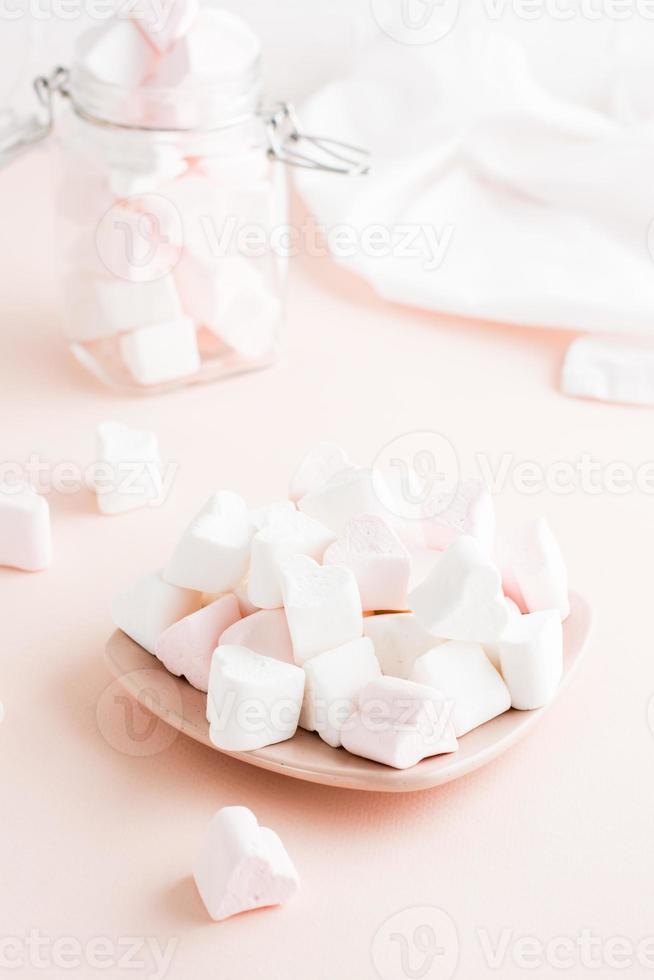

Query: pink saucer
<box><xmin>104</xmin><ymin>591</ymin><xmax>592</xmax><ymax>793</ymax></box>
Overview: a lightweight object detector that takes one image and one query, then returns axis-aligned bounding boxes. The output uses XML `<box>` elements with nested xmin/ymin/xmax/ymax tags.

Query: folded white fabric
<box><xmin>561</xmin><ymin>334</ymin><xmax>654</xmax><ymax>406</ymax></box>
<box><xmin>295</xmin><ymin>25</ymin><xmax>654</xmax><ymax>339</ymax></box>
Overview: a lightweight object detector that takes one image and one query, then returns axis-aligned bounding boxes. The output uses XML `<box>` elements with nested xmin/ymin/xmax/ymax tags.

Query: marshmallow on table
<box><xmin>410</xmin><ymin>641</ymin><xmax>511</xmax><ymax>737</ymax></box>
<box><xmin>300</xmin><ymin>637</ymin><xmax>382</xmax><ymax>747</ymax></box>
<box><xmin>363</xmin><ymin>612</ymin><xmax>444</xmax><ymax>679</ymax></box>
<box><xmin>340</xmin><ymin>676</ymin><xmax>458</xmax><ymax>770</ymax></box>
<box><xmin>298</xmin><ymin>466</ymin><xmax>385</xmax><ymax>536</ymax></box>
<box><xmin>0</xmin><ymin>483</ymin><xmax>52</xmax><ymax>572</ymax></box>
<box><xmin>112</xmin><ymin>571</ymin><xmax>202</xmax><ymax>654</ymax></box>
<box><xmin>131</xmin><ymin>0</ymin><xmax>199</xmax><ymax>54</ymax></box>
<box><xmin>280</xmin><ymin>555</ymin><xmax>363</xmax><ymax>666</ymax></box>
<box><xmin>91</xmin><ymin>421</ymin><xmax>161</xmax><ymax>515</ymax></box>
<box><xmin>324</xmin><ymin>514</ymin><xmax>410</xmax><ymax>612</ymax></box>
<box><xmin>219</xmin><ymin>609</ymin><xmax>295</xmax><ymax>664</ymax></box>
<box><xmin>422</xmin><ymin>478</ymin><xmax>496</xmax><ymax>554</ymax></box>
<box><xmin>194</xmin><ymin>806</ymin><xmax>299</xmax><ymax>922</ymax></box>
<box><xmin>410</xmin><ymin>536</ymin><xmax>509</xmax><ymax>645</ymax></box>
<box><xmin>155</xmin><ymin>594</ymin><xmax>241</xmax><ymax>692</ymax></box>
<box><xmin>207</xmin><ymin>646</ymin><xmax>305</xmax><ymax>751</ymax></box>
<box><xmin>500</xmin><ymin>517</ymin><xmax>570</xmax><ymax>620</ymax></box>
<box><xmin>289</xmin><ymin>442</ymin><xmax>351</xmax><ymax>502</ymax></box>
<box><xmin>120</xmin><ymin>316</ymin><xmax>200</xmax><ymax>387</ymax></box>
<box><xmin>77</xmin><ymin>22</ymin><xmax>157</xmax><ymax>87</ymax></box>
<box><xmin>164</xmin><ymin>491</ymin><xmax>253</xmax><ymax>594</ymax></box>
<box><xmin>499</xmin><ymin>610</ymin><xmax>563</xmax><ymax>710</ymax></box>
<box><xmin>561</xmin><ymin>334</ymin><xmax>654</xmax><ymax>407</ymax></box>
<box><xmin>483</xmin><ymin>597</ymin><xmax>522</xmax><ymax>671</ymax></box>
<box><xmin>248</xmin><ymin>510</ymin><xmax>336</xmax><ymax>609</ymax></box>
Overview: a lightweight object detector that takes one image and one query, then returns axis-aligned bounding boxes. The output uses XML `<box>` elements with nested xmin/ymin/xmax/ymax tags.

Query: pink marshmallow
<box><xmin>0</xmin><ymin>483</ymin><xmax>52</xmax><ymax>572</ymax></box>
<box><xmin>499</xmin><ymin>517</ymin><xmax>570</xmax><ymax>620</ymax></box>
<box><xmin>219</xmin><ymin>609</ymin><xmax>294</xmax><ymax>665</ymax></box>
<box><xmin>341</xmin><ymin>676</ymin><xmax>458</xmax><ymax>770</ymax></box>
<box><xmin>154</xmin><ymin>593</ymin><xmax>241</xmax><ymax>692</ymax></box>
<box><xmin>194</xmin><ymin>806</ymin><xmax>299</xmax><ymax>922</ymax></box>
<box><xmin>323</xmin><ymin>514</ymin><xmax>411</xmax><ymax>612</ymax></box>
<box><xmin>131</xmin><ymin>0</ymin><xmax>199</xmax><ymax>55</ymax></box>
<box><xmin>422</xmin><ymin>478</ymin><xmax>495</xmax><ymax>553</ymax></box>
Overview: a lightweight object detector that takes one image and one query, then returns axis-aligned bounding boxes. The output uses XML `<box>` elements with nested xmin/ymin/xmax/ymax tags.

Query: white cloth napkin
<box><xmin>294</xmin><ymin>26</ymin><xmax>654</xmax><ymax>338</ymax></box>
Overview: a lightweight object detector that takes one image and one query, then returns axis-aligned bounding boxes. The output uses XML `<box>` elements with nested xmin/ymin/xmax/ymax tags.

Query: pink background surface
<box><xmin>2</xmin><ymin>148</ymin><xmax>653</xmax><ymax>979</ymax></box>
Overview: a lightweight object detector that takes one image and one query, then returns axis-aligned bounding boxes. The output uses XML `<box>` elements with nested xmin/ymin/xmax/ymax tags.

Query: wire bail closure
<box><xmin>265</xmin><ymin>103</ymin><xmax>370</xmax><ymax>176</ymax></box>
<box><xmin>0</xmin><ymin>67</ymin><xmax>69</xmax><ymax>167</ymax></box>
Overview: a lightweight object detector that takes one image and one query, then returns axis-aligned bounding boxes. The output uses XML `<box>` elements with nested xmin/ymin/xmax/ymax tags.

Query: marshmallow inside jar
<box><xmin>50</xmin><ymin>4</ymin><xmax>287</xmax><ymax>393</ymax></box>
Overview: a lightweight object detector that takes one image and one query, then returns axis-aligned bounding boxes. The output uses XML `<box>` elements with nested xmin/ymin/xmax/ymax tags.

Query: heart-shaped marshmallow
<box><xmin>219</xmin><ymin>608</ymin><xmax>295</xmax><ymax>665</ymax></box>
<box><xmin>91</xmin><ymin>421</ymin><xmax>162</xmax><ymax>516</ymax></box>
<box><xmin>164</xmin><ymin>491</ymin><xmax>253</xmax><ymax>594</ymax></box>
<box><xmin>409</xmin><ymin>536</ymin><xmax>509</xmax><ymax>645</ymax></box>
<box><xmin>0</xmin><ymin>483</ymin><xmax>52</xmax><ymax>572</ymax></box>
<box><xmin>499</xmin><ymin>517</ymin><xmax>570</xmax><ymax>620</ymax></box>
<box><xmin>289</xmin><ymin>441</ymin><xmax>351</xmax><ymax>502</ymax></box>
<box><xmin>248</xmin><ymin>509</ymin><xmax>335</xmax><ymax>609</ymax></box>
<box><xmin>280</xmin><ymin>555</ymin><xmax>363</xmax><ymax>666</ymax></box>
<box><xmin>499</xmin><ymin>610</ymin><xmax>563</xmax><ymax>710</ymax></box>
<box><xmin>410</xmin><ymin>641</ymin><xmax>511</xmax><ymax>737</ymax></box>
<box><xmin>363</xmin><ymin>612</ymin><xmax>444</xmax><ymax>679</ymax></box>
<box><xmin>131</xmin><ymin>0</ymin><xmax>199</xmax><ymax>55</ymax></box>
<box><xmin>422</xmin><ymin>478</ymin><xmax>496</xmax><ymax>554</ymax></box>
<box><xmin>298</xmin><ymin>466</ymin><xmax>385</xmax><ymax>536</ymax></box>
<box><xmin>323</xmin><ymin>514</ymin><xmax>410</xmax><ymax>612</ymax></box>
<box><xmin>154</xmin><ymin>593</ymin><xmax>241</xmax><ymax>692</ymax></box>
<box><xmin>112</xmin><ymin>571</ymin><xmax>202</xmax><ymax>654</ymax></box>
<box><xmin>194</xmin><ymin>806</ymin><xmax>299</xmax><ymax>921</ymax></box>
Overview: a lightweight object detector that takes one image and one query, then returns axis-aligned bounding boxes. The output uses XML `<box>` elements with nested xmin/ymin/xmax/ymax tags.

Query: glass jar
<box><xmin>1</xmin><ymin>19</ymin><xmax>368</xmax><ymax>394</ymax></box>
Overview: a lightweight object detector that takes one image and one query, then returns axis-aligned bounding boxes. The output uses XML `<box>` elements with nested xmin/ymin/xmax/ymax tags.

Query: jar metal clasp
<box><xmin>265</xmin><ymin>103</ymin><xmax>370</xmax><ymax>176</ymax></box>
<box><xmin>0</xmin><ymin>67</ymin><xmax>69</xmax><ymax>168</ymax></box>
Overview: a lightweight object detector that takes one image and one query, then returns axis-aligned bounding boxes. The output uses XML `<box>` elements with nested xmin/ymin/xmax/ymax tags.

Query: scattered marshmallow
<box><xmin>219</xmin><ymin>609</ymin><xmax>295</xmax><ymax>664</ymax></box>
<box><xmin>289</xmin><ymin>442</ymin><xmax>350</xmax><ymax>502</ymax></box>
<box><xmin>0</xmin><ymin>483</ymin><xmax>52</xmax><ymax>572</ymax></box>
<box><xmin>410</xmin><ymin>641</ymin><xmax>511</xmax><ymax>737</ymax></box>
<box><xmin>131</xmin><ymin>0</ymin><xmax>199</xmax><ymax>54</ymax></box>
<box><xmin>298</xmin><ymin>466</ymin><xmax>385</xmax><ymax>536</ymax></box>
<box><xmin>155</xmin><ymin>594</ymin><xmax>241</xmax><ymax>692</ymax></box>
<box><xmin>422</xmin><ymin>478</ymin><xmax>496</xmax><ymax>554</ymax></box>
<box><xmin>164</xmin><ymin>492</ymin><xmax>253</xmax><ymax>594</ymax></box>
<box><xmin>207</xmin><ymin>645</ymin><xmax>305</xmax><ymax>751</ymax></box>
<box><xmin>340</xmin><ymin>676</ymin><xmax>458</xmax><ymax>769</ymax></box>
<box><xmin>499</xmin><ymin>610</ymin><xmax>563</xmax><ymax>710</ymax></box>
<box><xmin>410</xmin><ymin>536</ymin><xmax>509</xmax><ymax>645</ymax></box>
<box><xmin>112</xmin><ymin>571</ymin><xmax>202</xmax><ymax>654</ymax></box>
<box><xmin>120</xmin><ymin>316</ymin><xmax>200</xmax><ymax>387</ymax></box>
<box><xmin>248</xmin><ymin>510</ymin><xmax>335</xmax><ymax>609</ymax></box>
<box><xmin>363</xmin><ymin>612</ymin><xmax>444</xmax><ymax>679</ymax></box>
<box><xmin>280</xmin><ymin>555</ymin><xmax>363</xmax><ymax>666</ymax></box>
<box><xmin>561</xmin><ymin>334</ymin><xmax>654</xmax><ymax>407</ymax></box>
<box><xmin>300</xmin><ymin>637</ymin><xmax>382</xmax><ymax>747</ymax></box>
<box><xmin>194</xmin><ymin>806</ymin><xmax>299</xmax><ymax>922</ymax></box>
<box><xmin>91</xmin><ymin>421</ymin><xmax>161</xmax><ymax>515</ymax></box>
<box><xmin>500</xmin><ymin>518</ymin><xmax>570</xmax><ymax>620</ymax></box>
<box><xmin>324</xmin><ymin>514</ymin><xmax>410</xmax><ymax>612</ymax></box>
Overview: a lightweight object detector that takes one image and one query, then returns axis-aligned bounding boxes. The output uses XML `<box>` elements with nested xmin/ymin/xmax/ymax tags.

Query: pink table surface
<box><xmin>1</xmin><ymin>147</ymin><xmax>653</xmax><ymax>980</ymax></box>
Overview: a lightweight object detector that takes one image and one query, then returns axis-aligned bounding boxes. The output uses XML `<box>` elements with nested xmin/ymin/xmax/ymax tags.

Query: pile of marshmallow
<box><xmin>63</xmin><ymin>1</ymin><xmax>281</xmax><ymax>384</ymax></box>
<box><xmin>112</xmin><ymin>441</ymin><xmax>571</xmax><ymax>770</ymax></box>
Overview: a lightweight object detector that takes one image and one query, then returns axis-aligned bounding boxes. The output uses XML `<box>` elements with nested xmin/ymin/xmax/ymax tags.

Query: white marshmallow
<box><xmin>219</xmin><ymin>609</ymin><xmax>295</xmax><ymax>665</ymax></box>
<box><xmin>156</xmin><ymin>8</ymin><xmax>261</xmax><ymax>84</ymax></box>
<box><xmin>299</xmin><ymin>637</ymin><xmax>382</xmax><ymax>748</ymax></box>
<box><xmin>250</xmin><ymin>500</ymin><xmax>296</xmax><ymax>531</ymax></box>
<box><xmin>561</xmin><ymin>334</ymin><xmax>654</xmax><ymax>407</ymax></box>
<box><xmin>248</xmin><ymin>510</ymin><xmax>335</xmax><ymax>610</ymax></box>
<box><xmin>363</xmin><ymin>612</ymin><xmax>444</xmax><ymax>679</ymax></box>
<box><xmin>131</xmin><ymin>0</ymin><xmax>199</xmax><ymax>54</ymax></box>
<box><xmin>194</xmin><ymin>806</ymin><xmax>299</xmax><ymax>922</ymax></box>
<box><xmin>298</xmin><ymin>466</ymin><xmax>385</xmax><ymax>536</ymax></box>
<box><xmin>410</xmin><ymin>536</ymin><xmax>509</xmax><ymax>645</ymax></box>
<box><xmin>500</xmin><ymin>518</ymin><xmax>570</xmax><ymax>620</ymax></box>
<box><xmin>499</xmin><ymin>610</ymin><xmax>563</xmax><ymax>710</ymax></box>
<box><xmin>120</xmin><ymin>316</ymin><xmax>200</xmax><ymax>387</ymax></box>
<box><xmin>108</xmin><ymin>150</ymin><xmax>188</xmax><ymax>198</ymax></box>
<box><xmin>484</xmin><ymin>597</ymin><xmax>523</xmax><ymax>672</ymax></box>
<box><xmin>164</xmin><ymin>491</ymin><xmax>253</xmax><ymax>594</ymax></box>
<box><xmin>280</xmin><ymin>555</ymin><xmax>363</xmax><ymax>666</ymax></box>
<box><xmin>289</xmin><ymin>442</ymin><xmax>350</xmax><ymax>502</ymax></box>
<box><xmin>410</xmin><ymin>641</ymin><xmax>511</xmax><ymax>737</ymax></box>
<box><xmin>92</xmin><ymin>275</ymin><xmax>184</xmax><ymax>336</ymax></box>
<box><xmin>78</xmin><ymin>22</ymin><xmax>157</xmax><ymax>87</ymax></box>
<box><xmin>340</xmin><ymin>676</ymin><xmax>458</xmax><ymax>770</ymax></box>
<box><xmin>111</xmin><ymin>571</ymin><xmax>202</xmax><ymax>654</ymax></box>
<box><xmin>91</xmin><ymin>421</ymin><xmax>162</xmax><ymax>515</ymax></box>
<box><xmin>207</xmin><ymin>645</ymin><xmax>305</xmax><ymax>751</ymax></box>
<box><xmin>323</xmin><ymin>514</ymin><xmax>410</xmax><ymax>612</ymax></box>
<box><xmin>422</xmin><ymin>478</ymin><xmax>496</xmax><ymax>554</ymax></box>
<box><xmin>0</xmin><ymin>483</ymin><xmax>52</xmax><ymax>572</ymax></box>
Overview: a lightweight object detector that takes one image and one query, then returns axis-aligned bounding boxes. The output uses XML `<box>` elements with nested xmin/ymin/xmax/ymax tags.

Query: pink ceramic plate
<box><xmin>104</xmin><ymin>592</ymin><xmax>591</xmax><ymax>793</ymax></box>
